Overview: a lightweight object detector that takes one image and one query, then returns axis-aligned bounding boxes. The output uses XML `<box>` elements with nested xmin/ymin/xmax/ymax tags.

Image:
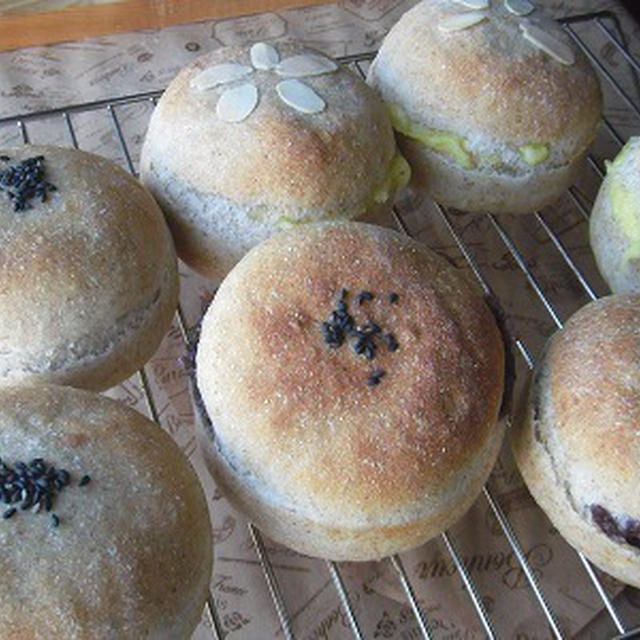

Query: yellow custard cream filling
<box><xmin>388</xmin><ymin>104</ymin><xmax>474</xmax><ymax>169</ymax></box>
<box><xmin>273</xmin><ymin>152</ymin><xmax>411</xmax><ymax>228</ymax></box>
<box><xmin>388</xmin><ymin>104</ymin><xmax>550</xmax><ymax>170</ymax></box>
<box><xmin>371</xmin><ymin>152</ymin><xmax>411</xmax><ymax>204</ymax></box>
<box><xmin>519</xmin><ymin>143</ymin><xmax>550</xmax><ymax>166</ymax></box>
<box><xmin>608</xmin><ymin>142</ymin><xmax>640</xmax><ymax>262</ymax></box>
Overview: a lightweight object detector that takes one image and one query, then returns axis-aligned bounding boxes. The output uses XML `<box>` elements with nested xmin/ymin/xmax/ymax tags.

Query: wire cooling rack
<box><xmin>1</xmin><ymin>8</ymin><xmax>639</xmax><ymax>639</ymax></box>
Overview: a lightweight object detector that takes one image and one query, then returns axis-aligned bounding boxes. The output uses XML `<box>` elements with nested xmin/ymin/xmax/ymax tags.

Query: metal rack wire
<box><xmin>1</xmin><ymin>8</ymin><xmax>639</xmax><ymax>638</ymax></box>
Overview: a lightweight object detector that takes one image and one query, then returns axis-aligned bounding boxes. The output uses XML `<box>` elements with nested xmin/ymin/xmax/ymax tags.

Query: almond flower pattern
<box><xmin>190</xmin><ymin>42</ymin><xmax>339</xmax><ymax>123</ymax></box>
<box><xmin>440</xmin><ymin>0</ymin><xmax>576</xmax><ymax>66</ymax></box>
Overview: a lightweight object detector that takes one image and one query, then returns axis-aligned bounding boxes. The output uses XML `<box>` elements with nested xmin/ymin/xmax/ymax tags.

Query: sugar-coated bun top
<box><xmin>368</xmin><ymin>0</ymin><xmax>602</xmax><ymax>160</ymax></box>
<box><xmin>542</xmin><ymin>295</ymin><xmax>640</xmax><ymax>518</ymax></box>
<box><xmin>0</xmin><ymin>383</ymin><xmax>212</xmax><ymax>638</ymax></box>
<box><xmin>0</xmin><ymin>144</ymin><xmax>177</xmax><ymax>389</ymax></box>
<box><xmin>197</xmin><ymin>221</ymin><xmax>505</xmax><ymax>526</ymax></box>
<box><xmin>141</xmin><ymin>42</ymin><xmax>397</xmax><ymax>212</ymax></box>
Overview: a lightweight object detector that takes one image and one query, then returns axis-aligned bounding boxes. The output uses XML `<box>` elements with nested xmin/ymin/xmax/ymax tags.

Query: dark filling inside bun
<box><xmin>591</xmin><ymin>504</ymin><xmax>640</xmax><ymax>550</ymax></box>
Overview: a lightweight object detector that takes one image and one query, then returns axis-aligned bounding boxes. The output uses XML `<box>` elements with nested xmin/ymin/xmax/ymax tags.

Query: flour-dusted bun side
<box><xmin>0</xmin><ymin>145</ymin><xmax>178</xmax><ymax>391</ymax></box>
<box><xmin>590</xmin><ymin>137</ymin><xmax>640</xmax><ymax>293</ymax></box>
<box><xmin>196</xmin><ymin>221</ymin><xmax>505</xmax><ymax>561</ymax></box>
<box><xmin>367</xmin><ymin>0</ymin><xmax>602</xmax><ymax>214</ymax></box>
<box><xmin>512</xmin><ymin>295</ymin><xmax>640</xmax><ymax>587</ymax></box>
<box><xmin>140</xmin><ymin>42</ymin><xmax>408</xmax><ymax>281</ymax></box>
<box><xmin>0</xmin><ymin>383</ymin><xmax>212</xmax><ymax>638</ymax></box>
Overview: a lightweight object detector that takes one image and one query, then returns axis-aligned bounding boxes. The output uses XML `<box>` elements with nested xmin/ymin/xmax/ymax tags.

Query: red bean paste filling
<box><xmin>591</xmin><ymin>504</ymin><xmax>640</xmax><ymax>550</ymax></box>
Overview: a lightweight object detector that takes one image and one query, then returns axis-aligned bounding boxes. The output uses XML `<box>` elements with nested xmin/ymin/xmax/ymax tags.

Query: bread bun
<box><xmin>590</xmin><ymin>137</ymin><xmax>640</xmax><ymax>293</ymax></box>
<box><xmin>511</xmin><ymin>295</ymin><xmax>640</xmax><ymax>587</ymax></box>
<box><xmin>0</xmin><ymin>383</ymin><xmax>212</xmax><ymax>638</ymax></box>
<box><xmin>367</xmin><ymin>0</ymin><xmax>602</xmax><ymax>214</ymax></box>
<box><xmin>196</xmin><ymin>221</ymin><xmax>505</xmax><ymax>561</ymax></box>
<box><xmin>0</xmin><ymin>145</ymin><xmax>178</xmax><ymax>391</ymax></box>
<box><xmin>140</xmin><ymin>42</ymin><xmax>409</xmax><ymax>281</ymax></box>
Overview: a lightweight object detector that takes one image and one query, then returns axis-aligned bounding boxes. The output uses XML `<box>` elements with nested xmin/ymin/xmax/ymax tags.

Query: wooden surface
<box><xmin>0</xmin><ymin>0</ymin><xmax>328</xmax><ymax>51</ymax></box>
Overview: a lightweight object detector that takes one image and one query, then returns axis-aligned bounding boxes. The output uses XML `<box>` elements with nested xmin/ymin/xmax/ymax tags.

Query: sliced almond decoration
<box><xmin>519</xmin><ymin>22</ymin><xmax>575</xmax><ymax>65</ymax></box>
<box><xmin>216</xmin><ymin>83</ymin><xmax>259</xmax><ymax>122</ymax></box>
<box><xmin>452</xmin><ymin>0</ymin><xmax>489</xmax><ymax>9</ymax></box>
<box><xmin>504</xmin><ymin>0</ymin><xmax>534</xmax><ymax>16</ymax></box>
<box><xmin>438</xmin><ymin>11</ymin><xmax>488</xmax><ymax>32</ymax></box>
<box><xmin>275</xmin><ymin>54</ymin><xmax>338</xmax><ymax>78</ymax></box>
<box><xmin>250</xmin><ymin>42</ymin><xmax>280</xmax><ymax>70</ymax></box>
<box><xmin>276</xmin><ymin>79</ymin><xmax>325</xmax><ymax>114</ymax></box>
<box><xmin>191</xmin><ymin>63</ymin><xmax>253</xmax><ymax>91</ymax></box>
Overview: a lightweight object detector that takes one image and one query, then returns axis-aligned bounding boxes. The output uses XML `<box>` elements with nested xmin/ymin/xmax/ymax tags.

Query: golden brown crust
<box><xmin>0</xmin><ymin>384</ymin><xmax>212</xmax><ymax>639</ymax></box>
<box><xmin>368</xmin><ymin>0</ymin><xmax>602</xmax><ymax>147</ymax></box>
<box><xmin>548</xmin><ymin>296</ymin><xmax>640</xmax><ymax>492</ymax></box>
<box><xmin>0</xmin><ymin>145</ymin><xmax>178</xmax><ymax>390</ymax></box>
<box><xmin>511</xmin><ymin>295</ymin><xmax>640</xmax><ymax>587</ymax></box>
<box><xmin>141</xmin><ymin>43</ymin><xmax>395</xmax><ymax>211</ymax></box>
<box><xmin>197</xmin><ymin>222</ymin><xmax>505</xmax><ymax>559</ymax></box>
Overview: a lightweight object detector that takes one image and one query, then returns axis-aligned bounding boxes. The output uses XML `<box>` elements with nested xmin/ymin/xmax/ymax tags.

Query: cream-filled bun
<box><xmin>0</xmin><ymin>145</ymin><xmax>178</xmax><ymax>391</ymax></box>
<box><xmin>512</xmin><ymin>295</ymin><xmax>640</xmax><ymax>588</ymax></box>
<box><xmin>367</xmin><ymin>0</ymin><xmax>602</xmax><ymax>214</ymax></box>
<box><xmin>590</xmin><ymin>137</ymin><xmax>640</xmax><ymax>294</ymax></box>
<box><xmin>0</xmin><ymin>383</ymin><xmax>212</xmax><ymax>638</ymax></box>
<box><xmin>140</xmin><ymin>42</ymin><xmax>409</xmax><ymax>281</ymax></box>
<box><xmin>196</xmin><ymin>221</ymin><xmax>506</xmax><ymax>561</ymax></box>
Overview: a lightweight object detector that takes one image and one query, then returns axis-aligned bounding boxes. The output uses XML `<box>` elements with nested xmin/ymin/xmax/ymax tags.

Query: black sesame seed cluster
<box><xmin>0</xmin><ymin>155</ymin><xmax>57</xmax><ymax>211</ymax></box>
<box><xmin>591</xmin><ymin>504</ymin><xmax>640</xmax><ymax>549</ymax></box>
<box><xmin>0</xmin><ymin>457</ymin><xmax>90</xmax><ymax>529</ymax></box>
<box><xmin>320</xmin><ymin>288</ymin><xmax>399</xmax><ymax>387</ymax></box>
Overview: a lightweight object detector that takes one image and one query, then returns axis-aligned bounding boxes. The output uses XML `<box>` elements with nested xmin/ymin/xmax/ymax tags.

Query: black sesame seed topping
<box><xmin>319</xmin><ymin>289</ymin><xmax>402</xmax><ymax>387</ymax></box>
<box><xmin>355</xmin><ymin>290</ymin><xmax>374</xmax><ymax>306</ymax></box>
<box><xmin>367</xmin><ymin>369</ymin><xmax>386</xmax><ymax>387</ymax></box>
<box><xmin>79</xmin><ymin>475</ymin><xmax>91</xmax><ymax>487</ymax></box>
<box><xmin>383</xmin><ymin>332</ymin><xmax>399</xmax><ymax>352</ymax></box>
<box><xmin>0</xmin><ymin>457</ymin><xmax>91</xmax><ymax>527</ymax></box>
<box><xmin>0</xmin><ymin>155</ymin><xmax>57</xmax><ymax>211</ymax></box>
<box><xmin>362</xmin><ymin>321</ymin><xmax>381</xmax><ymax>335</ymax></box>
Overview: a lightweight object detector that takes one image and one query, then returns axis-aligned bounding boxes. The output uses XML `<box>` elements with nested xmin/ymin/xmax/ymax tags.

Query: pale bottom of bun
<box><xmin>511</xmin><ymin>376</ymin><xmax>640</xmax><ymax>588</ymax></box>
<box><xmin>0</xmin><ymin>262</ymin><xmax>178</xmax><ymax>391</ymax></box>
<box><xmin>590</xmin><ymin>181</ymin><xmax>640</xmax><ymax>294</ymax></box>
<box><xmin>197</xmin><ymin>419</ymin><xmax>505</xmax><ymax>562</ymax></box>
<box><xmin>141</xmin><ymin>164</ymin><xmax>394</xmax><ymax>282</ymax></box>
<box><xmin>399</xmin><ymin>136</ymin><xmax>583</xmax><ymax>215</ymax></box>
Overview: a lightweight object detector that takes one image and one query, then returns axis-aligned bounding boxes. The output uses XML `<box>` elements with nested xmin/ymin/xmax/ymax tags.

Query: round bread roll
<box><xmin>140</xmin><ymin>42</ymin><xmax>409</xmax><ymax>281</ymax></box>
<box><xmin>367</xmin><ymin>0</ymin><xmax>602</xmax><ymax>214</ymax></box>
<box><xmin>196</xmin><ymin>221</ymin><xmax>505</xmax><ymax>561</ymax></box>
<box><xmin>511</xmin><ymin>295</ymin><xmax>640</xmax><ymax>588</ymax></box>
<box><xmin>590</xmin><ymin>137</ymin><xmax>640</xmax><ymax>294</ymax></box>
<box><xmin>0</xmin><ymin>383</ymin><xmax>212</xmax><ymax>638</ymax></box>
<box><xmin>0</xmin><ymin>145</ymin><xmax>178</xmax><ymax>391</ymax></box>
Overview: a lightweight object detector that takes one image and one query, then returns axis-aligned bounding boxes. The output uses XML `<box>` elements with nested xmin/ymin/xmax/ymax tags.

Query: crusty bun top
<box><xmin>368</xmin><ymin>0</ymin><xmax>601</xmax><ymax>160</ymax></box>
<box><xmin>0</xmin><ymin>383</ymin><xmax>212</xmax><ymax>639</ymax></box>
<box><xmin>140</xmin><ymin>42</ymin><xmax>396</xmax><ymax>212</ymax></box>
<box><xmin>541</xmin><ymin>295</ymin><xmax>640</xmax><ymax>520</ymax></box>
<box><xmin>197</xmin><ymin>222</ymin><xmax>505</xmax><ymax>525</ymax></box>
<box><xmin>0</xmin><ymin>145</ymin><xmax>176</xmax><ymax>381</ymax></box>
